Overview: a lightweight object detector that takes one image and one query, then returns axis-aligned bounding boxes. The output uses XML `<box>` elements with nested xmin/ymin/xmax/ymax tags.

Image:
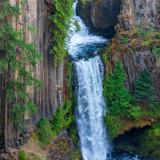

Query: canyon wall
<box><xmin>77</xmin><ymin>0</ymin><xmax>121</xmax><ymax>37</ymax></box>
<box><xmin>118</xmin><ymin>0</ymin><xmax>160</xmax><ymax>30</ymax></box>
<box><xmin>0</xmin><ymin>0</ymin><xmax>66</xmax><ymax>149</ymax></box>
<box><xmin>116</xmin><ymin>0</ymin><xmax>160</xmax><ymax>98</ymax></box>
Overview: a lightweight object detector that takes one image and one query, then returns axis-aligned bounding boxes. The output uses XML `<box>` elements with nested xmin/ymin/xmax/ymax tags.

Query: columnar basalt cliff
<box><xmin>115</xmin><ymin>0</ymin><xmax>160</xmax><ymax>98</ymax></box>
<box><xmin>118</xmin><ymin>0</ymin><xmax>160</xmax><ymax>30</ymax></box>
<box><xmin>0</xmin><ymin>0</ymin><xmax>66</xmax><ymax>150</ymax></box>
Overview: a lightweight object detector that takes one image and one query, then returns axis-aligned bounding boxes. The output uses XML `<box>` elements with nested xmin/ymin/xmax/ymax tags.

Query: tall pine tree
<box><xmin>134</xmin><ymin>70</ymin><xmax>156</xmax><ymax>103</ymax></box>
<box><xmin>104</xmin><ymin>60</ymin><xmax>131</xmax><ymax>116</ymax></box>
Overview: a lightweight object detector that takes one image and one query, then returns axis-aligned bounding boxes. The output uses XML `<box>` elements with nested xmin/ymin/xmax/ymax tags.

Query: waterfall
<box><xmin>75</xmin><ymin>57</ymin><xmax>111</xmax><ymax>160</ymax></box>
<box><xmin>67</xmin><ymin>1</ymin><xmax>111</xmax><ymax>160</ymax></box>
<box><xmin>66</xmin><ymin>1</ymin><xmax>144</xmax><ymax>160</ymax></box>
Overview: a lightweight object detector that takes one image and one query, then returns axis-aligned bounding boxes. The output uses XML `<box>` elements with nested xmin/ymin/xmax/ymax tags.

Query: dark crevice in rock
<box><xmin>77</xmin><ymin>0</ymin><xmax>121</xmax><ymax>38</ymax></box>
<box><xmin>113</xmin><ymin>126</ymin><xmax>151</xmax><ymax>155</ymax></box>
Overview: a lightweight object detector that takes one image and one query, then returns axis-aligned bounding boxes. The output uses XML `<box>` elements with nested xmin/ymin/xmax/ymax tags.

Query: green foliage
<box><xmin>152</xmin><ymin>47</ymin><xmax>160</xmax><ymax>58</ymax></box>
<box><xmin>50</xmin><ymin>0</ymin><xmax>74</xmax><ymax>64</ymax></box>
<box><xmin>143</xmin><ymin>102</ymin><xmax>160</xmax><ymax>118</ymax></box>
<box><xmin>140</xmin><ymin>124</ymin><xmax>160</xmax><ymax>158</ymax></box>
<box><xmin>67</xmin><ymin>62</ymin><xmax>73</xmax><ymax>98</ymax></box>
<box><xmin>0</xmin><ymin>1</ymin><xmax>19</xmax><ymax>20</ymax></box>
<box><xmin>129</xmin><ymin>106</ymin><xmax>142</xmax><ymax>120</ymax></box>
<box><xmin>18</xmin><ymin>150</ymin><xmax>43</xmax><ymax>160</ymax></box>
<box><xmin>12</xmin><ymin>104</ymin><xmax>25</xmax><ymax>132</ymax></box>
<box><xmin>12</xmin><ymin>102</ymin><xmax>36</xmax><ymax>132</ymax></box>
<box><xmin>105</xmin><ymin>115</ymin><xmax>121</xmax><ymax>139</ymax></box>
<box><xmin>104</xmin><ymin>60</ymin><xmax>131</xmax><ymax>116</ymax></box>
<box><xmin>136</xmin><ymin>25</ymin><xmax>157</xmax><ymax>37</ymax></box>
<box><xmin>18</xmin><ymin>150</ymin><xmax>27</xmax><ymax>160</ymax></box>
<box><xmin>36</xmin><ymin>118</ymin><xmax>54</xmax><ymax>145</ymax></box>
<box><xmin>121</xmin><ymin>35</ymin><xmax>129</xmax><ymax>44</ymax></box>
<box><xmin>36</xmin><ymin>101</ymin><xmax>76</xmax><ymax>147</ymax></box>
<box><xmin>68</xmin><ymin>126</ymin><xmax>79</xmax><ymax>146</ymax></box>
<box><xmin>135</xmin><ymin>25</ymin><xmax>160</xmax><ymax>49</ymax></box>
<box><xmin>134</xmin><ymin>70</ymin><xmax>156</xmax><ymax>103</ymax></box>
<box><xmin>51</xmin><ymin>101</ymin><xmax>74</xmax><ymax>135</ymax></box>
<box><xmin>0</xmin><ymin>0</ymin><xmax>40</xmax><ymax>132</ymax></box>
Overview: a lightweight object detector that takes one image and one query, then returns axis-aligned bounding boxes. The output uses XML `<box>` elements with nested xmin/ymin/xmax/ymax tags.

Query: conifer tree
<box><xmin>134</xmin><ymin>70</ymin><xmax>156</xmax><ymax>103</ymax></box>
<box><xmin>104</xmin><ymin>60</ymin><xmax>131</xmax><ymax>116</ymax></box>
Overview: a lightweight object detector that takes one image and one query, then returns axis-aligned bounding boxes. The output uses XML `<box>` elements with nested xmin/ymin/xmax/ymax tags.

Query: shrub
<box><xmin>51</xmin><ymin>101</ymin><xmax>74</xmax><ymax>134</ymax></box>
<box><xmin>18</xmin><ymin>150</ymin><xmax>27</xmax><ymax>160</ymax></box>
<box><xmin>121</xmin><ymin>36</ymin><xmax>129</xmax><ymax>44</ymax></box>
<box><xmin>140</xmin><ymin>124</ymin><xmax>160</xmax><ymax>158</ymax></box>
<box><xmin>129</xmin><ymin>106</ymin><xmax>142</xmax><ymax>120</ymax></box>
<box><xmin>36</xmin><ymin>118</ymin><xmax>54</xmax><ymax>145</ymax></box>
<box><xmin>105</xmin><ymin>115</ymin><xmax>121</xmax><ymax>139</ymax></box>
<box><xmin>152</xmin><ymin>47</ymin><xmax>160</xmax><ymax>58</ymax></box>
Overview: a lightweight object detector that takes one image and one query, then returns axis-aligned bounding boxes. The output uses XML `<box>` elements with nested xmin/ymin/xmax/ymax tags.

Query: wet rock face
<box><xmin>77</xmin><ymin>0</ymin><xmax>121</xmax><ymax>37</ymax></box>
<box><xmin>118</xmin><ymin>0</ymin><xmax>160</xmax><ymax>30</ymax></box>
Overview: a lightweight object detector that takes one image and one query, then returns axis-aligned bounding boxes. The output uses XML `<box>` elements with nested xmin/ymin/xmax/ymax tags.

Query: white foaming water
<box><xmin>66</xmin><ymin>0</ymin><xmax>106</xmax><ymax>59</ymax></box>
<box><xmin>75</xmin><ymin>57</ymin><xmax>111</xmax><ymax>160</ymax></box>
<box><xmin>66</xmin><ymin>1</ymin><xmax>111</xmax><ymax>160</ymax></box>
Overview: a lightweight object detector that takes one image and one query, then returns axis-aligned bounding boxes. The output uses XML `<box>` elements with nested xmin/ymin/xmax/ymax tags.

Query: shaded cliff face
<box><xmin>121</xmin><ymin>50</ymin><xmax>160</xmax><ymax>99</ymax></box>
<box><xmin>0</xmin><ymin>0</ymin><xmax>65</xmax><ymax>149</ymax></box>
<box><xmin>111</xmin><ymin>0</ymin><xmax>160</xmax><ymax>99</ymax></box>
<box><xmin>77</xmin><ymin>0</ymin><xmax>121</xmax><ymax>37</ymax></box>
<box><xmin>118</xmin><ymin>0</ymin><xmax>160</xmax><ymax>30</ymax></box>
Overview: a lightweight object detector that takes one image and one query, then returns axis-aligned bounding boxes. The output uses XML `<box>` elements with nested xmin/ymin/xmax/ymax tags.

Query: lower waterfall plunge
<box><xmin>67</xmin><ymin>1</ymin><xmax>142</xmax><ymax>160</ymax></box>
<box><xmin>75</xmin><ymin>57</ymin><xmax>111</xmax><ymax>160</ymax></box>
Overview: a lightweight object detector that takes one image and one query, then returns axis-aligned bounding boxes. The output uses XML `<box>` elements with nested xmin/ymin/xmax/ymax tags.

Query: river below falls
<box><xmin>66</xmin><ymin>1</ymin><xmax>149</xmax><ymax>160</ymax></box>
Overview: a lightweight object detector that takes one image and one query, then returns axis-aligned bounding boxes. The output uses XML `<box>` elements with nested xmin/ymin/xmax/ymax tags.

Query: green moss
<box><xmin>103</xmin><ymin>25</ymin><xmax>160</xmax><ymax>58</ymax></box>
<box><xmin>18</xmin><ymin>150</ymin><xmax>27</xmax><ymax>160</ymax></box>
<box><xmin>18</xmin><ymin>150</ymin><xmax>43</xmax><ymax>160</ymax></box>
